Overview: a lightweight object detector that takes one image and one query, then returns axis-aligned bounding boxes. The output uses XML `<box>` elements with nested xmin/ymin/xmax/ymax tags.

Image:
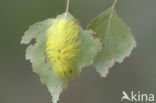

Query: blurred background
<box><xmin>0</xmin><ymin>0</ymin><xmax>156</xmax><ymax>103</ymax></box>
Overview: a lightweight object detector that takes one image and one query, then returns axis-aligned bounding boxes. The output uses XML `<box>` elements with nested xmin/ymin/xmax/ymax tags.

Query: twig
<box><xmin>112</xmin><ymin>0</ymin><xmax>118</xmax><ymax>10</ymax></box>
<box><xmin>65</xmin><ymin>0</ymin><xmax>70</xmax><ymax>17</ymax></box>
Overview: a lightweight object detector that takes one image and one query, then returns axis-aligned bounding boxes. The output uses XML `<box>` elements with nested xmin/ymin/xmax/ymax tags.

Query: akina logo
<box><xmin>121</xmin><ymin>91</ymin><xmax>155</xmax><ymax>102</ymax></box>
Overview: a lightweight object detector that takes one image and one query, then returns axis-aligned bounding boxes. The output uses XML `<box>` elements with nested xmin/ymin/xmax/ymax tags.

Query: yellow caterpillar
<box><xmin>46</xmin><ymin>17</ymin><xmax>80</xmax><ymax>79</ymax></box>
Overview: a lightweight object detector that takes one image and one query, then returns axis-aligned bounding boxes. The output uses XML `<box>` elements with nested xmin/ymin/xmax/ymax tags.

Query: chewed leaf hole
<box><xmin>31</xmin><ymin>38</ymin><xmax>37</xmax><ymax>45</ymax></box>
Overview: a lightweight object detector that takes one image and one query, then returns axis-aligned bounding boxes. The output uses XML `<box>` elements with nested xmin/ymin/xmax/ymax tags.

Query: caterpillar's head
<box><xmin>46</xmin><ymin>16</ymin><xmax>80</xmax><ymax>79</ymax></box>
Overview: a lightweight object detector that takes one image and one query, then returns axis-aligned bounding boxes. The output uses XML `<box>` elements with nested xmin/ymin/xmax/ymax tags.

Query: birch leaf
<box><xmin>21</xmin><ymin>13</ymin><xmax>101</xmax><ymax>103</ymax></box>
<box><xmin>87</xmin><ymin>8</ymin><xmax>136</xmax><ymax>77</ymax></box>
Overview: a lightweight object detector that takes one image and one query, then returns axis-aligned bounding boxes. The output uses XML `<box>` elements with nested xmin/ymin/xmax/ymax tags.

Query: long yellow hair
<box><xmin>46</xmin><ymin>17</ymin><xmax>80</xmax><ymax>79</ymax></box>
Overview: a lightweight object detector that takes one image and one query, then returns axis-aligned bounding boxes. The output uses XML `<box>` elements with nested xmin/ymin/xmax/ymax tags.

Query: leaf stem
<box><xmin>65</xmin><ymin>0</ymin><xmax>70</xmax><ymax>17</ymax></box>
<box><xmin>112</xmin><ymin>0</ymin><xmax>117</xmax><ymax>10</ymax></box>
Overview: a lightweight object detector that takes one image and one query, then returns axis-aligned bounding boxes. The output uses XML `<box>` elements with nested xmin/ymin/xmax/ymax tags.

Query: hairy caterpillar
<box><xmin>46</xmin><ymin>16</ymin><xmax>80</xmax><ymax>79</ymax></box>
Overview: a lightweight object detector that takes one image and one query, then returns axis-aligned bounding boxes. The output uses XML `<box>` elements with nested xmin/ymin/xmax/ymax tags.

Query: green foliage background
<box><xmin>0</xmin><ymin>0</ymin><xmax>156</xmax><ymax>103</ymax></box>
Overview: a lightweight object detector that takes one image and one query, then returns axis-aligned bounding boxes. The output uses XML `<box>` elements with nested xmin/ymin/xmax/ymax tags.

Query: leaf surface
<box><xmin>21</xmin><ymin>13</ymin><xmax>101</xmax><ymax>103</ymax></box>
<box><xmin>87</xmin><ymin>8</ymin><xmax>136</xmax><ymax>77</ymax></box>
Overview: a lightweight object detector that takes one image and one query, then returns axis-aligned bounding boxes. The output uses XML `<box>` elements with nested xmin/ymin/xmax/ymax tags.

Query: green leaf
<box><xmin>87</xmin><ymin>8</ymin><xmax>136</xmax><ymax>77</ymax></box>
<box><xmin>21</xmin><ymin>13</ymin><xmax>101</xmax><ymax>103</ymax></box>
<box><xmin>75</xmin><ymin>29</ymin><xmax>101</xmax><ymax>74</ymax></box>
<box><xmin>21</xmin><ymin>18</ymin><xmax>66</xmax><ymax>103</ymax></box>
